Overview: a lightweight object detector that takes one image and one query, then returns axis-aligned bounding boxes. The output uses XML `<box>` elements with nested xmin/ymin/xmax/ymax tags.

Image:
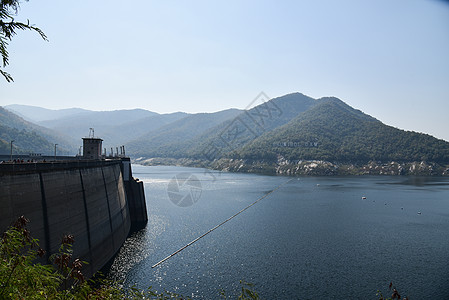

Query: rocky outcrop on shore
<box><xmin>135</xmin><ymin>157</ymin><xmax>449</xmax><ymax>176</ymax></box>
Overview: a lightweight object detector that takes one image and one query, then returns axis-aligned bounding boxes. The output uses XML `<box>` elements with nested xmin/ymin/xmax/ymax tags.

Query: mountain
<box><xmin>127</xmin><ymin>109</ymin><xmax>243</xmax><ymax>157</ymax></box>
<box><xmin>5</xmin><ymin>92</ymin><xmax>449</xmax><ymax>176</ymax></box>
<box><xmin>0</xmin><ymin>107</ymin><xmax>76</xmax><ymax>155</ymax></box>
<box><xmin>234</xmin><ymin>97</ymin><xmax>449</xmax><ymax>163</ymax></box>
<box><xmin>0</xmin><ymin>123</ymin><xmax>55</xmax><ymax>155</ymax></box>
<box><xmin>186</xmin><ymin>93</ymin><xmax>318</xmax><ymax>159</ymax></box>
<box><xmin>131</xmin><ymin>94</ymin><xmax>449</xmax><ymax>175</ymax></box>
<box><xmin>127</xmin><ymin>92</ymin><xmax>318</xmax><ymax>159</ymax></box>
<box><xmin>38</xmin><ymin>109</ymin><xmax>157</xmax><ymax>135</ymax></box>
<box><xmin>99</xmin><ymin>112</ymin><xmax>188</xmax><ymax>146</ymax></box>
<box><xmin>0</xmin><ymin>138</ymin><xmax>10</xmax><ymax>154</ymax></box>
<box><xmin>36</xmin><ymin>109</ymin><xmax>159</xmax><ymax>148</ymax></box>
<box><xmin>3</xmin><ymin>105</ymin><xmax>189</xmax><ymax>151</ymax></box>
<box><xmin>4</xmin><ymin>104</ymin><xmax>90</xmax><ymax>123</ymax></box>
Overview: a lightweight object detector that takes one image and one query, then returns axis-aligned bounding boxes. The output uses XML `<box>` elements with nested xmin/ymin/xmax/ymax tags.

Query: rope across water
<box><xmin>151</xmin><ymin>178</ymin><xmax>293</xmax><ymax>268</ymax></box>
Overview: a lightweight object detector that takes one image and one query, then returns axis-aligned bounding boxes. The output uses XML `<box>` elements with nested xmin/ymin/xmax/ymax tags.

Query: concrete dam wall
<box><xmin>0</xmin><ymin>159</ymin><xmax>147</xmax><ymax>278</ymax></box>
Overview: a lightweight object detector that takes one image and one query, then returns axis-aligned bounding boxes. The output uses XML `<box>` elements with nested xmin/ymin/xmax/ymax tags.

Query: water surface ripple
<box><xmin>107</xmin><ymin>166</ymin><xmax>449</xmax><ymax>299</ymax></box>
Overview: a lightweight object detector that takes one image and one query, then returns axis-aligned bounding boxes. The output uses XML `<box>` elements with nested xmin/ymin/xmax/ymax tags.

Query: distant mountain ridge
<box><xmin>3</xmin><ymin>93</ymin><xmax>449</xmax><ymax>176</ymax></box>
<box><xmin>129</xmin><ymin>93</ymin><xmax>449</xmax><ymax>175</ymax></box>
<box><xmin>3</xmin><ymin>105</ymin><xmax>174</xmax><ymax>152</ymax></box>
<box><xmin>4</xmin><ymin>104</ymin><xmax>91</xmax><ymax>123</ymax></box>
<box><xmin>127</xmin><ymin>109</ymin><xmax>243</xmax><ymax>158</ymax></box>
<box><xmin>37</xmin><ymin>108</ymin><xmax>159</xmax><ymax>147</ymax></box>
<box><xmin>0</xmin><ymin>107</ymin><xmax>76</xmax><ymax>155</ymax></box>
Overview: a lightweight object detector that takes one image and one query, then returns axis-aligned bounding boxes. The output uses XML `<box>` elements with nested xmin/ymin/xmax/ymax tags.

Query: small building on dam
<box><xmin>0</xmin><ymin>136</ymin><xmax>148</xmax><ymax>278</ymax></box>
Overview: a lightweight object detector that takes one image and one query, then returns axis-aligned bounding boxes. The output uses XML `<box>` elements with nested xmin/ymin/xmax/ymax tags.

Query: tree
<box><xmin>0</xmin><ymin>0</ymin><xmax>47</xmax><ymax>82</ymax></box>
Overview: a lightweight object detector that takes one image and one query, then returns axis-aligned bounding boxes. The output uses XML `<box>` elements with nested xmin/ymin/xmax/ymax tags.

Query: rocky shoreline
<box><xmin>134</xmin><ymin>157</ymin><xmax>449</xmax><ymax>176</ymax></box>
<box><xmin>211</xmin><ymin>158</ymin><xmax>449</xmax><ymax>176</ymax></box>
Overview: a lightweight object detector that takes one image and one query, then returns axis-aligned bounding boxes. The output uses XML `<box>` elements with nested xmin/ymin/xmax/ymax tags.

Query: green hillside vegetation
<box><xmin>234</xmin><ymin>98</ymin><xmax>449</xmax><ymax>163</ymax></box>
<box><xmin>6</xmin><ymin>105</ymin><xmax>190</xmax><ymax>150</ymax></box>
<box><xmin>0</xmin><ymin>138</ymin><xmax>10</xmax><ymax>154</ymax></box>
<box><xmin>186</xmin><ymin>93</ymin><xmax>317</xmax><ymax>159</ymax></box>
<box><xmin>1</xmin><ymin>106</ymin><xmax>42</xmax><ymax>132</ymax></box>
<box><xmin>0</xmin><ymin>107</ymin><xmax>75</xmax><ymax>155</ymax></box>
<box><xmin>0</xmin><ymin>124</ymin><xmax>56</xmax><ymax>155</ymax></box>
<box><xmin>132</xmin><ymin>94</ymin><xmax>449</xmax><ymax>174</ymax></box>
<box><xmin>134</xmin><ymin>95</ymin><xmax>449</xmax><ymax>176</ymax></box>
<box><xmin>4</xmin><ymin>93</ymin><xmax>449</xmax><ymax>170</ymax></box>
<box><xmin>127</xmin><ymin>109</ymin><xmax>242</xmax><ymax>157</ymax></box>
<box><xmin>128</xmin><ymin>93</ymin><xmax>318</xmax><ymax>159</ymax></box>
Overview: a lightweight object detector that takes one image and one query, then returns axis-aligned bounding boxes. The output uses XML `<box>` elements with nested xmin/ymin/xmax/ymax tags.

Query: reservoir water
<box><xmin>108</xmin><ymin>165</ymin><xmax>449</xmax><ymax>299</ymax></box>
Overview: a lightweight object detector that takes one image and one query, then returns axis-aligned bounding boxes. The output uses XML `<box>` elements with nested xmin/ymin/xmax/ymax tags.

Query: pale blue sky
<box><xmin>1</xmin><ymin>0</ymin><xmax>449</xmax><ymax>141</ymax></box>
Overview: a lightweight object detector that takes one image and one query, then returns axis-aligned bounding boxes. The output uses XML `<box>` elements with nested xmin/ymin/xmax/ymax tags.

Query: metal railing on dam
<box><xmin>0</xmin><ymin>158</ymin><xmax>124</xmax><ymax>174</ymax></box>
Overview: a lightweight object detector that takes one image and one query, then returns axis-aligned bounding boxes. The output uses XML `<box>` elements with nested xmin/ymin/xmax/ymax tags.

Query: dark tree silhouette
<box><xmin>1</xmin><ymin>0</ymin><xmax>47</xmax><ymax>82</ymax></box>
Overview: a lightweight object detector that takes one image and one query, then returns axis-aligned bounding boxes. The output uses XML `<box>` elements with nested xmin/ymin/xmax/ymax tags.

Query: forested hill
<box><xmin>126</xmin><ymin>92</ymin><xmax>318</xmax><ymax>159</ymax></box>
<box><xmin>134</xmin><ymin>94</ymin><xmax>449</xmax><ymax>175</ymax></box>
<box><xmin>4</xmin><ymin>92</ymin><xmax>449</xmax><ymax>175</ymax></box>
<box><xmin>0</xmin><ymin>107</ymin><xmax>75</xmax><ymax>155</ymax></box>
<box><xmin>234</xmin><ymin>98</ymin><xmax>449</xmax><ymax>163</ymax></box>
<box><xmin>185</xmin><ymin>92</ymin><xmax>317</xmax><ymax>159</ymax></box>
<box><xmin>127</xmin><ymin>109</ymin><xmax>243</xmax><ymax>158</ymax></box>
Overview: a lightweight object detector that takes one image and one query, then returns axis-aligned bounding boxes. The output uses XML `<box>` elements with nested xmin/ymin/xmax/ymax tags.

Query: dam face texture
<box><xmin>0</xmin><ymin>158</ymin><xmax>147</xmax><ymax>278</ymax></box>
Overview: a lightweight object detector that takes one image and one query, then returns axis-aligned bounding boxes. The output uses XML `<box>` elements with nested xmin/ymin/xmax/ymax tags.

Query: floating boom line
<box><xmin>151</xmin><ymin>178</ymin><xmax>293</xmax><ymax>268</ymax></box>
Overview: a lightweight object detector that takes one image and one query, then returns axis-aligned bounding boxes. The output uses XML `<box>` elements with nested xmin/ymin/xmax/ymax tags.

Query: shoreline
<box><xmin>133</xmin><ymin>157</ymin><xmax>449</xmax><ymax>176</ymax></box>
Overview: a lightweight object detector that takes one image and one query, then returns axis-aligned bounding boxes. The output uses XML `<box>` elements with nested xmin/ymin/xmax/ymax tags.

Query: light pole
<box><xmin>10</xmin><ymin>140</ymin><xmax>14</xmax><ymax>162</ymax></box>
<box><xmin>54</xmin><ymin>144</ymin><xmax>58</xmax><ymax>161</ymax></box>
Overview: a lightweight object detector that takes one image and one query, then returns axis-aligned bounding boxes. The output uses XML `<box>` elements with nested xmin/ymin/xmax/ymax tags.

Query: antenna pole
<box><xmin>10</xmin><ymin>140</ymin><xmax>14</xmax><ymax>161</ymax></box>
<box><xmin>54</xmin><ymin>144</ymin><xmax>58</xmax><ymax>161</ymax></box>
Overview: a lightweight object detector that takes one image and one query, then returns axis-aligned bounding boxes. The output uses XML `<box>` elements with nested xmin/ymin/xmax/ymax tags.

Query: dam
<box><xmin>0</xmin><ymin>138</ymin><xmax>147</xmax><ymax>278</ymax></box>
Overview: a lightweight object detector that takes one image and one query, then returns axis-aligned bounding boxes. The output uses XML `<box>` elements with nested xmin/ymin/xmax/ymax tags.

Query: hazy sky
<box><xmin>1</xmin><ymin>0</ymin><xmax>449</xmax><ymax>141</ymax></box>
